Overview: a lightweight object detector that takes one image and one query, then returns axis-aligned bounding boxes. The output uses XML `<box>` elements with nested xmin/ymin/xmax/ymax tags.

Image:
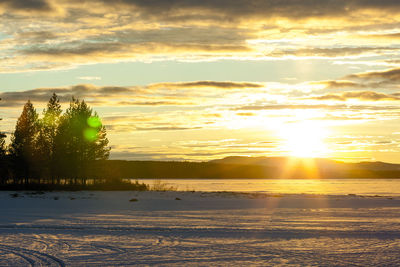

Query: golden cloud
<box><xmin>0</xmin><ymin>0</ymin><xmax>398</xmax><ymax>71</ymax></box>
<box><xmin>308</xmin><ymin>91</ymin><xmax>400</xmax><ymax>101</ymax></box>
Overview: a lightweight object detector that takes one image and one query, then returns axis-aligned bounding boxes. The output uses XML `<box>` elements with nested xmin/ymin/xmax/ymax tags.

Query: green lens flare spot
<box><xmin>84</xmin><ymin>128</ymin><xmax>98</xmax><ymax>142</ymax></box>
<box><xmin>87</xmin><ymin>116</ymin><xmax>102</xmax><ymax>128</ymax></box>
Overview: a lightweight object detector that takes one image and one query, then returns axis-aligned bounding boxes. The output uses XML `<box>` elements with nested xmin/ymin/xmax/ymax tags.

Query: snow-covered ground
<box><xmin>1</xmin><ymin>191</ymin><xmax>400</xmax><ymax>266</ymax></box>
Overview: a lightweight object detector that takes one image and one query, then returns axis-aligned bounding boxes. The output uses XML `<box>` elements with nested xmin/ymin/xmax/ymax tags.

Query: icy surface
<box><xmin>1</xmin><ymin>191</ymin><xmax>400</xmax><ymax>266</ymax></box>
<box><xmin>138</xmin><ymin>178</ymin><xmax>400</xmax><ymax>196</ymax></box>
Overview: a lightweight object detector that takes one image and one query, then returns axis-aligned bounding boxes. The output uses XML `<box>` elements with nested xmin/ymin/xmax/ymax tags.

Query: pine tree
<box><xmin>36</xmin><ymin>93</ymin><xmax>62</xmax><ymax>183</ymax></box>
<box><xmin>0</xmin><ymin>98</ymin><xmax>7</xmax><ymax>184</ymax></box>
<box><xmin>54</xmin><ymin>98</ymin><xmax>110</xmax><ymax>184</ymax></box>
<box><xmin>0</xmin><ymin>98</ymin><xmax>5</xmax><ymax>157</ymax></box>
<box><xmin>0</xmin><ymin>134</ymin><xmax>6</xmax><ymax>184</ymax></box>
<box><xmin>9</xmin><ymin>100</ymin><xmax>39</xmax><ymax>184</ymax></box>
<box><xmin>0</xmin><ymin>133</ymin><xmax>5</xmax><ymax>157</ymax></box>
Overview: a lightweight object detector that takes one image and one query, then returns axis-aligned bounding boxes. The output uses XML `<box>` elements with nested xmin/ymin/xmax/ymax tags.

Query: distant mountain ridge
<box><xmin>209</xmin><ymin>156</ymin><xmax>400</xmax><ymax>171</ymax></box>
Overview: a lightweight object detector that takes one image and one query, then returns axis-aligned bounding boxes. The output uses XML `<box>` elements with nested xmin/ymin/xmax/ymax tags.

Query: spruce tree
<box><xmin>36</xmin><ymin>93</ymin><xmax>62</xmax><ymax>183</ymax></box>
<box><xmin>9</xmin><ymin>100</ymin><xmax>39</xmax><ymax>184</ymax></box>
<box><xmin>0</xmin><ymin>98</ymin><xmax>5</xmax><ymax>157</ymax></box>
<box><xmin>0</xmin><ymin>133</ymin><xmax>5</xmax><ymax>157</ymax></box>
<box><xmin>0</xmin><ymin>135</ymin><xmax>6</xmax><ymax>184</ymax></box>
<box><xmin>55</xmin><ymin>98</ymin><xmax>110</xmax><ymax>184</ymax></box>
<box><xmin>0</xmin><ymin>98</ymin><xmax>7</xmax><ymax>184</ymax></box>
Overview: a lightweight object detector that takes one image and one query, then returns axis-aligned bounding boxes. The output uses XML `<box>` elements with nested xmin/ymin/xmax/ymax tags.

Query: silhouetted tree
<box><xmin>54</xmin><ymin>98</ymin><xmax>110</xmax><ymax>184</ymax></box>
<box><xmin>0</xmin><ymin>133</ymin><xmax>5</xmax><ymax>156</ymax></box>
<box><xmin>0</xmin><ymin>98</ymin><xmax>8</xmax><ymax>184</ymax></box>
<box><xmin>36</xmin><ymin>93</ymin><xmax>62</xmax><ymax>183</ymax></box>
<box><xmin>0</xmin><ymin>98</ymin><xmax>5</xmax><ymax>157</ymax></box>
<box><xmin>9</xmin><ymin>100</ymin><xmax>39</xmax><ymax>184</ymax></box>
<box><xmin>0</xmin><ymin>135</ymin><xmax>7</xmax><ymax>184</ymax></box>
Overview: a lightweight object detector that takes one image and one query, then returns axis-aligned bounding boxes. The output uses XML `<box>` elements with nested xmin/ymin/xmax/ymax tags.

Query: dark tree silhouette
<box><xmin>0</xmin><ymin>138</ymin><xmax>7</xmax><ymax>185</ymax></box>
<box><xmin>0</xmin><ymin>96</ymin><xmax>127</xmax><ymax>190</ymax></box>
<box><xmin>0</xmin><ymin>98</ymin><xmax>5</xmax><ymax>156</ymax></box>
<box><xmin>0</xmin><ymin>133</ymin><xmax>5</xmax><ymax>156</ymax></box>
<box><xmin>36</xmin><ymin>93</ymin><xmax>62</xmax><ymax>183</ymax></box>
<box><xmin>9</xmin><ymin>100</ymin><xmax>39</xmax><ymax>184</ymax></box>
<box><xmin>54</xmin><ymin>98</ymin><xmax>110</xmax><ymax>184</ymax></box>
<box><xmin>0</xmin><ymin>98</ymin><xmax>8</xmax><ymax>184</ymax></box>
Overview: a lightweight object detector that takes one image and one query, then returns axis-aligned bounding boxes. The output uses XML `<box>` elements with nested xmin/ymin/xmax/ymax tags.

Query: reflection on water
<box><xmin>136</xmin><ymin>179</ymin><xmax>400</xmax><ymax>196</ymax></box>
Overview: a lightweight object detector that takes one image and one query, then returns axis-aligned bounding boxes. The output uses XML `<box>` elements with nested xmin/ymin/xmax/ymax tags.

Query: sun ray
<box><xmin>279</xmin><ymin>121</ymin><xmax>330</xmax><ymax>158</ymax></box>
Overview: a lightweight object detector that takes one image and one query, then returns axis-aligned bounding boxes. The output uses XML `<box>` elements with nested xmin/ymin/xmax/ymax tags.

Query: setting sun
<box><xmin>279</xmin><ymin>122</ymin><xmax>329</xmax><ymax>158</ymax></box>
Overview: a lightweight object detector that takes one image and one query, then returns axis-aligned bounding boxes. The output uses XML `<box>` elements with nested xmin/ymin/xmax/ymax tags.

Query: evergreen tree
<box><xmin>0</xmin><ymin>98</ymin><xmax>5</xmax><ymax>157</ymax></box>
<box><xmin>0</xmin><ymin>134</ymin><xmax>7</xmax><ymax>184</ymax></box>
<box><xmin>0</xmin><ymin>133</ymin><xmax>5</xmax><ymax>157</ymax></box>
<box><xmin>54</xmin><ymin>98</ymin><xmax>110</xmax><ymax>184</ymax></box>
<box><xmin>9</xmin><ymin>100</ymin><xmax>39</xmax><ymax>184</ymax></box>
<box><xmin>0</xmin><ymin>133</ymin><xmax>5</xmax><ymax>156</ymax></box>
<box><xmin>0</xmin><ymin>98</ymin><xmax>7</xmax><ymax>184</ymax></box>
<box><xmin>36</xmin><ymin>93</ymin><xmax>62</xmax><ymax>183</ymax></box>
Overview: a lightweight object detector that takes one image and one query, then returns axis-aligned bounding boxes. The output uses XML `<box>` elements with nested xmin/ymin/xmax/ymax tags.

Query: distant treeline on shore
<box><xmin>86</xmin><ymin>157</ymin><xmax>400</xmax><ymax>180</ymax></box>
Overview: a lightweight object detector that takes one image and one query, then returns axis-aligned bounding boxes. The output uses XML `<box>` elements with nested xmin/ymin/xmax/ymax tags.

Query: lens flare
<box><xmin>84</xmin><ymin>128</ymin><xmax>98</xmax><ymax>142</ymax></box>
<box><xmin>87</xmin><ymin>116</ymin><xmax>102</xmax><ymax>128</ymax></box>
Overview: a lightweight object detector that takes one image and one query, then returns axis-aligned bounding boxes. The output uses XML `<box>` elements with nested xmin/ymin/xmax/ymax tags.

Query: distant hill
<box><xmin>211</xmin><ymin>156</ymin><xmax>400</xmax><ymax>171</ymax></box>
<box><xmin>209</xmin><ymin>156</ymin><xmax>288</xmax><ymax>166</ymax></box>
<box><xmin>87</xmin><ymin>156</ymin><xmax>400</xmax><ymax>179</ymax></box>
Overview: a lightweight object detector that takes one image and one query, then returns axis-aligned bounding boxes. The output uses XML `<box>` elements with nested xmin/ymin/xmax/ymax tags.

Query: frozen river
<box><xmin>1</xmin><ymin>190</ymin><xmax>400</xmax><ymax>266</ymax></box>
<box><xmin>138</xmin><ymin>178</ymin><xmax>400</xmax><ymax>196</ymax></box>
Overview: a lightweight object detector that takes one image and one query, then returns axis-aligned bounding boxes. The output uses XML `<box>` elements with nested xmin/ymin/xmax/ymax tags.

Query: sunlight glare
<box><xmin>279</xmin><ymin>121</ymin><xmax>329</xmax><ymax>158</ymax></box>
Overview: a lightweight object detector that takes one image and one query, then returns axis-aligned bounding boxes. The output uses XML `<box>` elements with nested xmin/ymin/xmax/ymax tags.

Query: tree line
<box><xmin>0</xmin><ymin>94</ymin><xmax>112</xmax><ymax>187</ymax></box>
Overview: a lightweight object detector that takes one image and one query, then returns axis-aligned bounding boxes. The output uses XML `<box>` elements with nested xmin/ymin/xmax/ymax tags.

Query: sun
<box><xmin>279</xmin><ymin>121</ymin><xmax>329</xmax><ymax>158</ymax></box>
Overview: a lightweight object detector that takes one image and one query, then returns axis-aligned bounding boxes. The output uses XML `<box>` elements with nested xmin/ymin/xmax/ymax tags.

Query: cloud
<box><xmin>266</xmin><ymin>47</ymin><xmax>397</xmax><ymax>58</ymax></box>
<box><xmin>0</xmin><ymin>84</ymin><xmax>138</xmax><ymax>107</ymax></box>
<box><xmin>103</xmin><ymin>115</ymin><xmax>160</xmax><ymax>124</ymax></box>
<box><xmin>236</xmin><ymin>112</ymin><xmax>256</xmax><ymax>116</ymax></box>
<box><xmin>20</xmin><ymin>27</ymin><xmax>253</xmax><ymax>60</ymax></box>
<box><xmin>234</xmin><ymin>104</ymin><xmax>340</xmax><ymax>111</ymax></box>
<box><xmin>149</xmin><ymin>81</ymin><xmax>264</xmax><ymax>89</ymax></box>
<box><xmin>233</xmin><ymin>103</ymin><xmax>400</xmax><ymax>112</ymax></box>
<box><xmin>105</xmin><ymin>123</ymin><xmax>203</xmax><ymax>132</ymax></box>
<box><xmin>20</xmin><ymin>41</ymin><xmax>251</xmax><ymax>69</ymax></box>
<box><xmin>0</xmin><ymin>0</ymin><xmax>57</xmax><ymax>14</ymax></box>
<box><xmin>78</xmin><ymin>76</ymin><xmax>101</xmax><ymax>81</ymax></box>
<box><xmin>309</xmin><ymin>91</ymin><xmax>400</xmax><ymax>101</ymax></box>
<box><xmin>93</xmin><ymin>0</ymin><xmax>400</xmax><ymax>22</ymax></box>
<box><xmin>98</xmin><ymin>86</ymin><xmax>137</xmax><ymax>94</ymax></box>
<box><xmin>311</xmin><ymin>80</ymin><xmax>366</xmax><ymax>89</ymax></box>
<box><xmin>311</xmin><ymin>114</ymin><xmax>370</xmax><ymax>121</ymax></box>
<box><xmin>203</xmin><ymin>113</ymin><xmax>222</xmax><ymax>118</ymax></box>
<box><xmin>15</xmin><ymin>31</ymin><xmax>59</xmax><ymax>43</ymax></box>
<box><xmin>109</xmin><ymin>149</ymin><xmax>268</xmax><ymax>161</ymax></box>
<box><xmin>346</xmin><ymin>67</ymin><xmax>400</xmax><ymax>82</ymax></box>
<box><xmin>309</xmin><ymin>68</ymin><xmax>400</xmax><ymax>91</ymax></box>
<box><xmin>362</xmin><ymin>32</ymin><xmax>400</xmax><ymax>40</ymax></box>
<box><xmin>0</xmin><ymin>81</ymin><xmax>268</xmax><ymax>107</ymax></box>
<box><xmin>117</xmin><ymin>101</ymin><xmax>193</xmax><ymax>106</ymax></box>
<box><xmin>0</xmin><ymin>0</ymin><xmax>400</xmax><ymax>71</ymax></box>
<box><xmin>342</xmin><ymin>91</ymin><xmax>400</xmax><ymax>101</ymax></box>
<box><xmin>135</xmin><ymin>126</ymin><xmax>202</xmax><ymax>131</ymax></box>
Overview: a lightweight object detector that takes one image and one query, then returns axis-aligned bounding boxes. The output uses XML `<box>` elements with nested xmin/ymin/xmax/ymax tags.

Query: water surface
<box><xmin>137</xmin><ymin>179</ymin><xmax>400</xmax><ymax>196</ymax></box>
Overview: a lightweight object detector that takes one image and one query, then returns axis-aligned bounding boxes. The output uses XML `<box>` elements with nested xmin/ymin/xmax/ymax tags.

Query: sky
<box><xmin>1</xmin><ymin>0</ymin><xmax>400</xmax><ymax>162</ymax></box>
